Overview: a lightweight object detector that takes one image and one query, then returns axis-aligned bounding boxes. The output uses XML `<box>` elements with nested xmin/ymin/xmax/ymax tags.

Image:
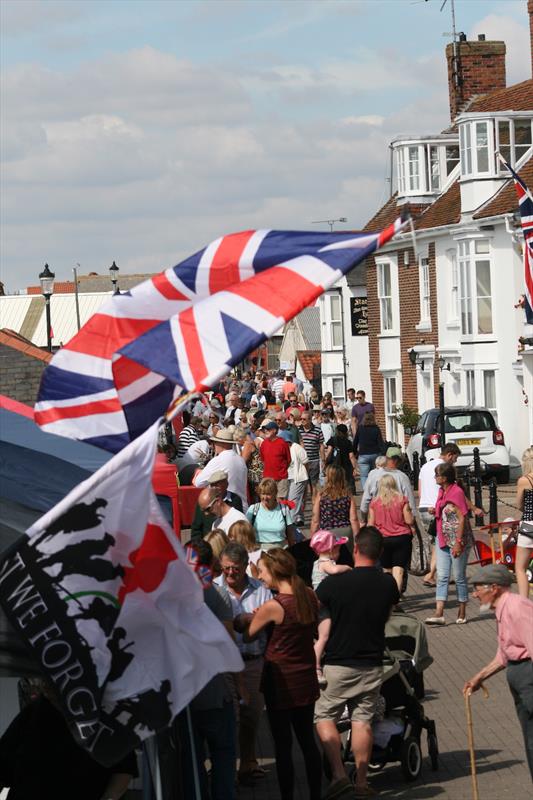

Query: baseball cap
<box><xmin>470</xmin><ymin>563</ymin><xmax>513</xmax><ymax>587</ymax></box>
<box><xmin>310</xmin><ymin>530</ymin><xmax>348</xmax><ymax>555</ymax></box>
<box><xmin>261</xmin><ymin>420</ymin><xmax>278</xmax><ymax>430</ymax></box>
<box><xmin>386</xmin><ymin>446</ymin><xmax>403</xmax><ymax>459</ymax></box>
<box><xmin>207</xmin><ymin>469</ymin><xmax>229</xmax><ymax>484</ymax></box>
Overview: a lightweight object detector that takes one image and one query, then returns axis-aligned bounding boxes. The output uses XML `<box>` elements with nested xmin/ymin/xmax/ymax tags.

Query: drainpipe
<box><xmin>336</xmin><ymin>287</ymin><xmax>348</xmax><ymax>395</ymax></box>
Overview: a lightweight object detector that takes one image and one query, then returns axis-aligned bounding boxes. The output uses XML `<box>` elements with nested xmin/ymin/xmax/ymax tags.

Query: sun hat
<box><xmin>470</xmin><ymin>563</ymin><xmax>513</xmax><ymax>587</ymax></box>
<box><xmin>207</xmin><ymin>469</ymin><xmax>229</xmax><ymax>485</ymax></box>
<box><xmin>210</xmin><ymin>429</ymin><xmax>235</xmax><ymax>445</ymax></box>
<box><xmin>386</xmin><ymin>446</ymin><xmax>403</xmax><ymax>459</ymax></box>
<box><xmin>310</xmin><ymin>530</ymin><xmax>348</xmax><ymax>555</ymax></box>
<box><xmin>288</xmin><ymin>408</ymin><xmax>301</xmax><ymax>419</ymax></box>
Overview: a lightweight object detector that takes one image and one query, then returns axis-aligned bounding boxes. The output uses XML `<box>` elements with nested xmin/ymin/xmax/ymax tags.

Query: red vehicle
<box><xmin>472</xmin><ymin>520</ymin><xmax>533</xmax><ymax>583</ymax></box>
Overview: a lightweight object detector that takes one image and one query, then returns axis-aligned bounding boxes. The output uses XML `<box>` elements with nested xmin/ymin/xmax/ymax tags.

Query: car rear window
<box><xmin>444</xmin><ymin>412</ymin><xmax>495</xmax><ymax>433</ymax></box>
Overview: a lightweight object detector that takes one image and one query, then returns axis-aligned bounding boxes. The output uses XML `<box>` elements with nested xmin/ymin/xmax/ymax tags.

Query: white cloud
<box><xmin>469</xmin><ymin>12</ymin><xmax>530</xmax><ymax>85</ymax></box>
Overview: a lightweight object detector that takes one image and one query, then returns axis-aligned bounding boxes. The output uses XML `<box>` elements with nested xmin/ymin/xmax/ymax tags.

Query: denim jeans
<box><xmin>436</xmin><ymin>544</ymin><xmax>470</xmax><ymax>603</ymax></box>
<box><xmin>179</xmin><ymin>700</ymin><xmax>236</xmax><ymax>800</ymax></box>
<box><xmin>358</xmin><ymin>453</ymin><xmax>379</xmax><ymax>490</ymax></box>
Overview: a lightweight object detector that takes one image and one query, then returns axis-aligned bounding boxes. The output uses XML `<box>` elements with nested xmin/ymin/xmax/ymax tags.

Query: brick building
<box><xmin>0</xmin><ymin>329</ymin><xmax>52</xmax><ymax>405</ymax></box>
<box><xmin>328</xmin><ymin>1</ymin><xmax>533</xmax><ymax>463</ymax></box>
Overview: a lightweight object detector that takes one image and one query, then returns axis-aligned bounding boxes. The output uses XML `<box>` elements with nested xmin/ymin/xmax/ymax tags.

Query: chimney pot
<box><xmin>459</xmin><ymin>32</ymin><xmax>467</xmax><ymax>42</ymax></box>
<box><xmin>478</xmin><ymin>34</ymin><xmax>486</xmax><ymax>41</ymax></box>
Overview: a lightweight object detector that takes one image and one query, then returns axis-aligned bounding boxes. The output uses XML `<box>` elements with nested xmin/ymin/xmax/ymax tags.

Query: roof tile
<box><xmin>474</xmin><ymin>158</ymin><xmax>533</xmax><ymax>219</ymax></box>
<box><xmin>0</xmin><ymin>329</ymin><xmax>52</xmax><ymax>362</ymax></box>
<box><xmin>295</xmin><ymin>350</ymin><xmax>321</xmax><ymax>382</ymax></box>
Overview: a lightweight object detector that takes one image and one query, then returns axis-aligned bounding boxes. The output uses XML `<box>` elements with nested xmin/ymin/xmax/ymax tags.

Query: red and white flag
<box><xmin>0</xmin><ymin>420</ymin><xmax>242</xmax><ymax>765</ymax></box>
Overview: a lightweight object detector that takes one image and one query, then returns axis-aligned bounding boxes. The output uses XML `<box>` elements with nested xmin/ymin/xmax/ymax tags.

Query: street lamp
<box><xmin>437</xmin><ymin>357</ymin><xmax>451</xmax><ymax>446</ymax></box>
<box><xmin>311</xmin><ymin>217</ymin><xmax>348</xmax><ymax>233</ymax></box>
<box><xmin>109</xmin><ymin>260</ymin><xmax>120</xmax><ymax>295</ymax></box>
<box><xmin>39</xmin><ymin>263</ymin><xmax>55</xmax><ymax>352</ymax></box>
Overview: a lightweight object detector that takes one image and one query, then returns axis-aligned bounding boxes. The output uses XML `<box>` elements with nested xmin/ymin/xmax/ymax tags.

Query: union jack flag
<box><xmin>36</xmin><ymin>220</ymin><xmax>406</xmax><ymax>452</ymax></box>
<box><xmin>499</xmin><ymin>155</ymin><xmax>533</xmax><ymax>324</ymax></box>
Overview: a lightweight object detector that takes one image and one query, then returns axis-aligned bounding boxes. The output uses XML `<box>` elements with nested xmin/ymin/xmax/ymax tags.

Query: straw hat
<box><xmin>209</xmin><ymin>429</ymin><xmax>235</xmax><ymax>445</ymax></box>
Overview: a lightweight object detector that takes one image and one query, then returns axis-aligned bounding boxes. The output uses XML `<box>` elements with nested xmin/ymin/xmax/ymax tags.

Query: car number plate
<box><xmin>457</xmin><ymin>438</ymin><xmax>481</xmax><ymax>446</ymax></box>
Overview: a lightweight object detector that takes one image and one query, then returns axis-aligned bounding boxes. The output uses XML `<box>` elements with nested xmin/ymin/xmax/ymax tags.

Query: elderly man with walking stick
<box><xmin>463</xmin><ymin>564</ymin><xmax>533</xmax><ymax>782</ymax></box>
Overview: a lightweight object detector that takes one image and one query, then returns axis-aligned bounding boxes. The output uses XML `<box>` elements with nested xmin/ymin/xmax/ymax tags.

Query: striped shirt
<box><xmin>271</xmin><ymin>378</ymin><xmax>285</xmax><ymax>399</ymax></box>
<box><xmin>177</xmin><ymin>425</ymin><xmax>199</xmax><ymax>458</ymax></box>
<box><xmin>300</xmin><ymin>425</ymin><xmax>324</xmax><ymax>461</ymax></box>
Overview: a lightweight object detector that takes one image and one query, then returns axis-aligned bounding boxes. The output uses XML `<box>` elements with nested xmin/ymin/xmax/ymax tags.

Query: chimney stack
<box><xmin>446</xmin><ymin>37</ymin><xmax>506</xmax><ymax>121</ymax></box>
<box><xmin>527</xmin><ymin>0</ymin><xmax>533</xmax><ymax>78</ymax></box>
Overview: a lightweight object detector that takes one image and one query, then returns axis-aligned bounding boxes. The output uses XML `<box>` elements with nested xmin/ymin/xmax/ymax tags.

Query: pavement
<box><xmin>235</xmin><ymin>479</ymin><xmax>531</xmax><ymax>799</ymax></box>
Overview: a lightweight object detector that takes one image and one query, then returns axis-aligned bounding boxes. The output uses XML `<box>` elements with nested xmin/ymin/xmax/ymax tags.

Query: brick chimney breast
<box><xmin>446</xmin><ymin>39</ymin><xmax>506</xmax><ymax>121</ymax></box>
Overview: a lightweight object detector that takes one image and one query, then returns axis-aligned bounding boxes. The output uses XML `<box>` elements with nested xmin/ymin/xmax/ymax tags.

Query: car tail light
<box><xmin>427</xmin><ymin>433</ymin><xmax>441</xmax><ymax>448</ymax></box>
<box><xmin>493</xmin><ymin>430</ymin><xmax>505</xmax><ymax>445</ymax></box>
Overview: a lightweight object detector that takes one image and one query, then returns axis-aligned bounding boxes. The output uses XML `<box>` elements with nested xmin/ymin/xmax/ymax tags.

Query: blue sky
<box><xmin>0</xmin><ymin>0</ymin><xmax>530</xmax><ymax>290</ymax></box>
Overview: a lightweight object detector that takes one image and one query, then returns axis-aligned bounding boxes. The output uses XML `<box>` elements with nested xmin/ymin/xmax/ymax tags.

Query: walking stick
<box><xmin>464</xmin><ymin>684</ymin><xmax>489</xmax><ymax>800</ymax></box>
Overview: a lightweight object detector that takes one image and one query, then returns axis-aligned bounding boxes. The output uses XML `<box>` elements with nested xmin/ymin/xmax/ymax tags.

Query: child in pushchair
<box><xmin>336</xmin><ymin>611</ymin><xmax>439</xmax><ymax>784</ymax></box>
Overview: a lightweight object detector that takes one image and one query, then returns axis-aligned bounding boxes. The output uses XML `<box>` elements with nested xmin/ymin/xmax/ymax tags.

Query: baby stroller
<box><xmin>337</xmin><ymin>611</ymin><xmax>438</xmax><ymax>783</ymax></box>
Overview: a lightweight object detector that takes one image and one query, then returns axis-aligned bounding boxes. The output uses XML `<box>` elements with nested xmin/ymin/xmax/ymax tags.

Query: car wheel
<box><xmin>401</xmin><ymin>736</ymin><xmax>422</xmax><ymax>781</ymax></box>
<box><xmin>496</xmin><ymin>467</ymin><xmax>510</xmax><ymax>485</ymax></box>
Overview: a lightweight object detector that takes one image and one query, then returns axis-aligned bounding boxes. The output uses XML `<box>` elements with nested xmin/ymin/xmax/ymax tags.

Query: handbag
<box><xmin>441</xmin><ymin>504</ymin><xmax>473</xmax><ymax>549</ymax></box>
<box><xmin>426</xmin><ymin>517</ymin><xmax>437</xmax><ymax>539</ymax></box>
<box><xmin>518</xmin><ymin>520</ymin><xmax>533</xmax><ymax>538</ymax></box>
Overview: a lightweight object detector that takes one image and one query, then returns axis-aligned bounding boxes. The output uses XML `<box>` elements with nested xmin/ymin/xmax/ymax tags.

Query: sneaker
<box><xmin>456</xmin><ymin>617</ymin><xmax>467</xmax><ymax>624</ymax></box>
<box><xmin>425</xmin><ymin>616</ymin><xmax>446</xmax><ymax>626</ymax></box>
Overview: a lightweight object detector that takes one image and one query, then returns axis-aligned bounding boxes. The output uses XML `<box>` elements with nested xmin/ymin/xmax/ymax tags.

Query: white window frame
<box><xmin>457</xmin><ymin>238</ymin><xmax>494</xmax><ymax>339</ymax></box>
<box><xmin>383</xmin><ymin>374</ymin><xmax>400</xmax><ymax>443</ymax></box>
<box><xmin>328</xmin><ymin>293</ymin><xmax>343</xmax><ymax>350</ymax></box>
<box><xmin>331</xmin><ymin>376</ymin><xmax>345</xmax><ymax>404</ymax></box>
<box><xmin>482</xmin><ymin>369</ymin><xmax>497</xmax><ymax>420</ymax></box>
<box><xmin>465</xmin><ymin>369</ymin><xmax>476</xmax><ymax>406</ymax></box>
<box><xmin>377</xmin><ymin>261</ymin><xmax>394</xmax><ymax>333</ymax></box>
<box><xmin>446</xmin><ymin>247</ymin><xmax>460</xmax><ymax>326</ymax></box>
<box><xmin>417</xmin><ymin>255</ymin><xmax>431</xmax><ymax>330</ymax></box>
<box><xmin>459</xmin><ymin>120</ymin><xmax>495</xmax><ymax>177</ymax></box>
<box><xmin>496</xmin><ymin>117</ymin><xmax>533</xmax><ymax>171</ymax></box>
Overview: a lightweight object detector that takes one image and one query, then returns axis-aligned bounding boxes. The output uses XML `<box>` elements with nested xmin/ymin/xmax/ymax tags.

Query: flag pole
<box><xmin>186</xmin><ymin>704</ymin><xmax>202</xmax><ymax>800</ymax></box>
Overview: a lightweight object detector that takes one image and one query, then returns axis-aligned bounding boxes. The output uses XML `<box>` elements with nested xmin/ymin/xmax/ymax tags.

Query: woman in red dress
<box><xmin>244</xmin><ymin>548</ymin><xmax>322</xmax><ymax>800</ymax></box>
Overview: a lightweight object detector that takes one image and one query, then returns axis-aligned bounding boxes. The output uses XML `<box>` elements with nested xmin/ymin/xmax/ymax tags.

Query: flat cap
<box><xmin>470</xmin><ymin>563</ymin><xmax>513</xmax><ymax>587</ymax></box>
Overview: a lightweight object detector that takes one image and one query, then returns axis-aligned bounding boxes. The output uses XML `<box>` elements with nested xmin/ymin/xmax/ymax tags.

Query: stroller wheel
<box><xmin>427</xmin><ymin>732</ymin><xmax>439</xmax><ymax>770</ymax></box>
<box><xmin>401</xmin><ymin>736</ymin><xmax>422</xmax><ymax>781</ymax></box>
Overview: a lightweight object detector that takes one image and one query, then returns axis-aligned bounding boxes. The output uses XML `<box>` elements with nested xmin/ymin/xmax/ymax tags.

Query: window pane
<box><xmin>331</xmin><ymin>321</ymin><xmax>343</xmax><ymax>347</ymax></box>
<box><xmin>475</xmin><ymin>239</ymin><xmax>489</xmax><ymax>254</ymax></box>
<box><xmin>498</xmin><ymin>120</ymin><xmax>511</xmax><ymax>166</ymax></box>
<box><xmin>446</xmin><ymin>145</ymin><xmax>459</xmax><ymax>175</ymax></box>
<box><xmin>476</xmin><ymin>260</ymin><xmax>491</xmax><ymax>296</ymax></box>
<box><xmin>465</xmin><ymin>124</ymin><xmax>472</xmax><ymax>174</ymax></box>
<box><xmin>476</xmin><ymin>122</ymin><xmax>489</xmax><ymax>173</ymax></box>
<box><xmin>514</xmin><ymin>118</ymin><xmax>532</xmax><ymax>162</ymax></box>
<box><xmin>483</xmin><ymin>370</ymin><xmax>496</xmax><ymax>409</ymax></box>
<box><xmin>465</xmin><ymin>370</ymin><xmax>475</xmax><ymax>406</ymax></box>
<box><xmin>330</xmin><ymin>294</ymin><xmax>341</xmax><ymax>320</ymax></box>
<box><xmin>409</xmin><ymin>146</ymin><xmax>419</xmax><ymax>191</ymax></box>
<box><xmin>459</xmin><ymin>261</ymin><xmax>472</xmax><ymax>335</ymax></box>
<box><xmin>332</xmin><ymin>377</ymin><xmax>344</xmax><ymax>398</ymax></box>
<box><xmin>429</xmin><ymin>145</ymin><xmax>440</xmax><ymax>190</ymax></box>
<box><xmin>477</xmin><ymin>297</ymin><xmax>493</xmax><ymax>334</ymax></box>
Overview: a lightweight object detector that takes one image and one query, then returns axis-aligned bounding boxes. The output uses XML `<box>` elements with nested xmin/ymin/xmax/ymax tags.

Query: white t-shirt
<box><xmin>418</xmin><ymin>457</ymin><xmax>444</xmax><ymax>508</ymax></box>
<box><xmin>212</xmin><ymin>506</ymin><xmax>247</xmax><ymax>534</ymax></box>
<box><xmin>193</xmin><ymin>448</ymin><xmax>249</xmax><ymax>511</ymax></box>
<box><xmin>288</xmin><ymin>442</ymin><xmax>309</xmax><ymax>483</ymax></box>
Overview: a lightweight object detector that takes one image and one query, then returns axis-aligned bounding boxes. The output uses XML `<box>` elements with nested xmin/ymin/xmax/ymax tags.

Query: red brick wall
<box><xmin>367</xmin><ymin>243</ymin><xmax>439</xmax><ymax>435</ymax></box>
<box><xmin>529</xmin><ymin>0</ymin><xmax>533</xmax><ymax>78</ymax></box>
<box><xmin>446</xmin><ymin>40</ymin><xmax>506</xmax><ymax>120</ymax></box>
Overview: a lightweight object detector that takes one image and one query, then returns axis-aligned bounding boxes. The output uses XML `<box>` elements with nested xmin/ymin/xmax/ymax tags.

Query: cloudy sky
<box><xmin>1</xmin><ymin>0</ymin><xmax>530</xmax><ymax>292</ymax></box>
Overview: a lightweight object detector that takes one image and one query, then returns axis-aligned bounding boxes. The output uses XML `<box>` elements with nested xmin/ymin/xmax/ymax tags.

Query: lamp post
<box><xmin>109</xmin><ymin>260</ymin><xmax>120</xmax><ymax>295</ymax></box>
<box><xmin>39</xmin><ymin>263</ymin><xmax>55</xmax><ymax>352</ymax></box>
<box><xmin>437</xmin><ymin>356</ymin><xmax>451</xmax><ymax>447</ymax></box>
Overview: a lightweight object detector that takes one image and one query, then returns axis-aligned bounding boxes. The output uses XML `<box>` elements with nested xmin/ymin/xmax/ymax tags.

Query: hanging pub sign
<box><xmin>350</xmin><ymin>296</ymin><xmax>368</xmax><ymax>336</ymax></box>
